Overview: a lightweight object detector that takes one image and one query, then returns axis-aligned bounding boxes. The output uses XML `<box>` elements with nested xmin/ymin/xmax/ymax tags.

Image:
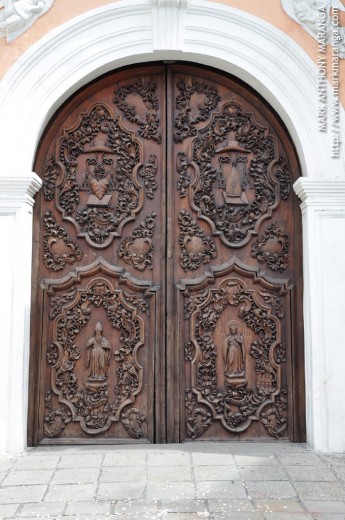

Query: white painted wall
<box><xmin>0</xmin><ymin>0</ymin><xmax>344</xmax><ymax>453</ymax></box>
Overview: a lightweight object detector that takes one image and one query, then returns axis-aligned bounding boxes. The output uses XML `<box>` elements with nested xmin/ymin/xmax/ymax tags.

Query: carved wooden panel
<box><xmin>166</xmin><ymin>64</ymin><xmax>304</xmax><ymax>442</ymax></box>
<box><xmin>30</xmin><ymin>64</ymin><xmax>304</xmax><ymax>446</ymax></box>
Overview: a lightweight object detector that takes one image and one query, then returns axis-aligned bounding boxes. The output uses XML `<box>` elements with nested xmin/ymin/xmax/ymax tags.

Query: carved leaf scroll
<box><xmin>118</xmin><ymin>212</ymin><xmax>156</xmax><ymax>271</ymax></box>
<box><xmin>178</xmin><ymin>210</ymin><xmax>217</xmax><ymax>271</ymax></box>
<box><xmin>174</xmin><ymin>79</ymin><xmax>220</xmax><ymax>143</ymax></box>
<box><xmin>139</xmin><ymin>155</ymin><xmax>158</xmax><ymax>199</ymax></box>
<box><xmin>251</xmin><ymin>222</ymin><xmax>289</xmax><ymax>272</ymax></box>
<box><xmin>113</xmin><ymin>80</ymin><xmax>161</xmax><ymax>143</ymax></box>
<box><xmin>121</xmin><ymin>407</ymin><xmax>147</xmax><ymax>439</ymax></box>
<box><xmin>43</xmin><ymin>211</ymin><xmax>82</xmax><ymax>271</ymax></box>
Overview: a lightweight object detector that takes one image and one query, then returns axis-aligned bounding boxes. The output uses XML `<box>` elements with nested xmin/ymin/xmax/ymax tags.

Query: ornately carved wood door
<box><xmin>29</xmin><ymin>64</ymin><xmax>305</xmax><ymax>446</ymax></box>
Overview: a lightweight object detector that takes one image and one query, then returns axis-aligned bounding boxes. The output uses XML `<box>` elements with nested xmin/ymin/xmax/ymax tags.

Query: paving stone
<box><xmin>100</xmin><ymin>465</ymin><xmax>146</xmax><ymax>482</ymax></box>
<box><xmin>212</xmin><ymin>513</ymin><xmax>264</xmax><ymax>520</ymax></box>
<box><xmin>12</xmin><ymin>455</ymin><xmax>60</xmax><ymax>470</ymax></box>
<box><xmin>193</xmin><ymin>465</ymin><xmax>240</xmax><ymax>481</ymax></box>
<box><xmin>97</xmin><ymin>481</ymin><xmax>145</xmax><ymax>500</ymax></box>
<box><xmin>148</xmin><ymin>465</ymin><xmax>192</xmax><ymax>481</ymax></box>
<box><xmin>233</xmin><ymin>454</ymin><xmax>279</xmax><ymax>466</ymax></box>
<box><xmin>246</xmin><ymin>480</ymin><xmax>297</xmax><ymax>499</ymax></box>
<box><xmin>160</xmin><ymin>499</ymin><xmax>208</xmax><ymax>513</ymax></box>
<box><xmin>312</xmin><ymin>515</ymin><xmax>345</xmax><ymax>520</ymax></box>
<box><xmin>0</xmin><ymin>484</ymin><xmax>46</xmax><ymax>504</ymax></box>
<box><xmin>146</xmin><ymin>481</ymin><xmax>195</xmax><ymax>500</ymax></box>
<box><xmin>65</xmin><ymin>500</ymin><xmax>112</xmax><ymax>515</ymax></box>
<box><xmin>103</xmin><ymin>451</ymin><xmax>147</xmax><ymax>467</ymax></box>
<box><xmin>0</xmin><ymin>504</ymin><xmax>20</xmax><ymax>517</ymax></box>
<box><xmin>284</xmin><ymin>465</ymin><xmax>337</xmax><ymax>482</ymax></box>
<box><xmin>0</xmin><ymin>458</ymin><xmax>15</xmax><ymax>472</ymax></box>
<box><xmin>44</xmin><ymin>483</ymin><xmax>97</xmax><ymax>502</ymax></box>
<box><xmin>52</xmin><ymin>466</ymin><xmax>100</xmax><ymax>484</ymax></box>
<box><xmin>277</xmin><ymin>453</ymin><xmax>323</xmax><ymax>466</ymax></box>
<box><xmin>114</xmin><ymin>499</ymin><xmax>159</xmax><ymax>515</ymax></box>
<box><xmin>58</xmin><ymin>453</ymin><xmax>103</xmax><ymax>468</ymax></box>
<box><xmin>17</xmin><ymin>502</ymin><xmax>65</xmax><ymax>517</ymax></box>
<box><xmin>148</xmin><ymin>451</ymin><xmax>190</xmax><ymax>466</ymax></box>
<box><xmin>319</xmin><ymin>454</ymin><xmax>345</xmax><ymax>466</ymax></box>
<box><xmin>263</xmin><ymin>514</ymin><xmax>313</xmax><ymax>520</ymax></box>
<box><xmin>333</xmin><ymin>466</ymin><xmax>345</xmax><ymax>480</ymax></box>
<box><xmin>293</xmin><ymin>481</ymin><xmax>345</xmax><ymax>501</ymax></box>
<box><xmin>161</xmin><ymin>514</ymin><xmax>210</xmax><ymax>519</ymax></box>
<box><xmin>253</xmin><ymin>499</ymin><xmax>305</xmax><ymax>513</ymax></box>
<box><xmin>208</xmin><ymin>499</ymin><xmax>255</xmax><ymax>512</ymax></box>
<box><xmin>302</xmin><ymin>501</ymin><xmax>345</xmax><ymax>513</ymax></box>
<box><xmin>239</xmin><ymin>465</ymin><xmax>288</xmax><ymax>481</ymax></box>
<box><xmin>191</xmin><ymin>453</ymin><xmax>235</xmax><ymax>466</ymax></box>
<box><xmin>0</xmin><ymin>471</ymin><xmax>6</xmax><ymax>484</ymax></box>
<box><xmin>2</xmin><ymin>468</ymin><xmax>54</xmax><ymax>486</ymax></box>
<box><xmin>196</xmin><ymin>481</ymin><xmax>247</xmax><ymax>499</ymax></box>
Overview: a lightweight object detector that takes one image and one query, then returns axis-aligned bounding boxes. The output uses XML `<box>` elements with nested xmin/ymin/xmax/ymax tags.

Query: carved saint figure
<box><xmin>86</xmin><ymin>322</ymin><xmax>112</xmax><ymax>381</ymax></box>
<box><xmin>223</xmin><ymin>325</ymin><xmax>244</xmax><ymax>376</ymax></box>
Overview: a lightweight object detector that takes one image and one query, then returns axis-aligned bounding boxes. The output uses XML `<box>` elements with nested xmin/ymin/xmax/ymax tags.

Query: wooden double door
<box><xmin>29</xmin><ymin>64</ymin><xmax>305</xmax><ymax>445</ymax></box>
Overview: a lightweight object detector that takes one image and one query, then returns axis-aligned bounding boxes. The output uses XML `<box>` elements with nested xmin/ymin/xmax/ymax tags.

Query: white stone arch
<box><xmin>0</xmin><ymin>0</ymin><xmax>345</xmax><ymax>454</ymax></box>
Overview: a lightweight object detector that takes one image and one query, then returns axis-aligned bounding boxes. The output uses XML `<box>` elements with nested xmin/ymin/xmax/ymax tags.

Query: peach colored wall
<box><xmin>0</xmin><ymin>0</ymin><xmax>344</xmax><ymax>106</ymax></box>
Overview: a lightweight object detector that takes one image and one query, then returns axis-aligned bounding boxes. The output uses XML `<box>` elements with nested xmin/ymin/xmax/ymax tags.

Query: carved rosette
<box><xmin>174</xmin><ymin>79</ymin><xmax>220</xmax><ymax>142</ymax></box>
<box><xmin>44</xmin><ymin>103</ymin><xmax>145</xmax><ymax>248</ymax></box>
<box><xmin>45</xmin><ymin>267</ymin><xmax>151</xmax><ymax>436</ymax></box>
<box><xmin>251</xmin><ymin>222</ymin><xmax>289</xmax><ymax>272</ymax></box>
<box><xmin>181</xmin><ymin>101</ymin><xmax>292</xmax><ymax>247</ymax></box>
<box><xmin>118</xmin><ymin>212</ymin><xmax>156</xmax><ymax>271</ymax></box>
<box><xmin>113</xmin><ymin>80</ymin><xmax>161</xmax><ymax>143</ymax></box>
<box><xmin>44</xmin><ymin>391</ymin><xmax>71</xmax><ymax>438</ymax></box>
<box><xmin>43</xmin><ymin>211</ymin><xmax>82</xmax><ymax>271</ymax></box>
<box><xmin>182</xmin><ymin>266</ymin><xmax>289</xmax><ymax>438</ymax></box>
<box><xmin>178</xmin><ymin>210</ymin><xmax>217</xmax><ymax>271</ymax></box>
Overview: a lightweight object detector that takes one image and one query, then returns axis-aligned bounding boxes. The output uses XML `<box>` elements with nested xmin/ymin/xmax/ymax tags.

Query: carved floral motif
<box><xmin>251</xmin><ymin>222</ymin><xmax>289</xmax><ymax>272</ymax></box>
<box><xmin>261</xmin><ymin>390</ymin><xmax>288</xmax><ymax>438</ymax></box>
<box><xmin>176</xmin><ymin>152</ymin><xmax>191</xmax><ymax>198</ymax></box>
<box><xmin>178</xmin><ymin>210</ymin><xmax>217</xmax><ymax>271</ymax></box>
<box><xmin>43</xmin><ymin>390</ymin><xmax>71</xmax><ymax>438</ymax></box>
<box><xmin>43</xmin><ymin>155</ymin><xmax>60</xmax><ymax>201</ymax></box>
<box><xmin>174</xmin><ymin>79</ymin><xmax>220</xmax><ymax>142</ymax></box>
<box><xmin>121</xmin><ymin>407</ymin><xmax>147</xmax><ymax>439</ymax></box>
<box><xmin>113</xmin><ymin>80</ymin><xmax>161</xmax><ymax>143</ymax></box>
<box><xmin>118</xmin><ymin>212</ymin><xmax>156</xmax><ymax>271</ymax></box>
<box><xmin>43</xmin><ymin>211</ymin><xmax>82</xmax><ymax>271</ymax></box>
<box><xmin>185</xmin><ymin>389</ymin><xmax>212</xmax><ymax>439</ymax></box>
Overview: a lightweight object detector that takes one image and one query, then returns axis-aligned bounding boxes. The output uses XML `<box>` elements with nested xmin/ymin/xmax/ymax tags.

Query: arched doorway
<box><xmin>29</xmin><ymin>63</ymin><xmax>304</xmax><ymax>445</ymax></box>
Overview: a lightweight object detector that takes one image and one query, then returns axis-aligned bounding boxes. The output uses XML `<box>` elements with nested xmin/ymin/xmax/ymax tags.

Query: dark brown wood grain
<box><xmin>29</xmin><ymin>63</ymin><xmax>305</xmax><ymax>445</ymax></box>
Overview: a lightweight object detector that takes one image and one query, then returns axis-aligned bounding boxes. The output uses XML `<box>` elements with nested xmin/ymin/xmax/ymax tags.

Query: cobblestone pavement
<box><xmin>0</xmin><ymin>442</ymin><xmax>345</xmax><ymax>519</ymax></box>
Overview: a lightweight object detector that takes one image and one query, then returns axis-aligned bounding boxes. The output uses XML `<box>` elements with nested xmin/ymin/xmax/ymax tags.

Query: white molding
<box><xmin>0</xmin><ymin>0</ymin><xmax>344</xmax><ymax>453</ymax></box>
<box><xmin>0</xmin><ymin>174</ymin><xmax>42</xmax><ymax>209</ymax></box>
<box><xmin>151</xmin><ymin>0</ymin><xmax>188</xmax><ymax>50</ymax></box>
<box><xmin>294</xmin><ymin>178</ymin><xmax>345</xmax><ymax>205</ymax></box>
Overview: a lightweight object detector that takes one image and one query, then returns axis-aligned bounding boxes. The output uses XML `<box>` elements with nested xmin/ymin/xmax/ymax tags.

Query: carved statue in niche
<box><xmin>86</xmin><ymin>322</ymin><xmax>112</xmax><ymax>383</ymax></box>
<box><xmin>215</xmin><ymin>132</ymin><xmax>250</xmax><ymax>205</ymax></box>
<box><xmin>223</xmin><ymin>322</ymin><xmax>247</xmax><ymax>388</ymax></box>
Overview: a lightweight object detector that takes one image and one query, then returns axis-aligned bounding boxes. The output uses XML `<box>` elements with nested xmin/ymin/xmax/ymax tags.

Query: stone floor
<box><xmin>0</xmin><ymin>442</ymin><xmax>345</xmax><ymax>519</ymax></box>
